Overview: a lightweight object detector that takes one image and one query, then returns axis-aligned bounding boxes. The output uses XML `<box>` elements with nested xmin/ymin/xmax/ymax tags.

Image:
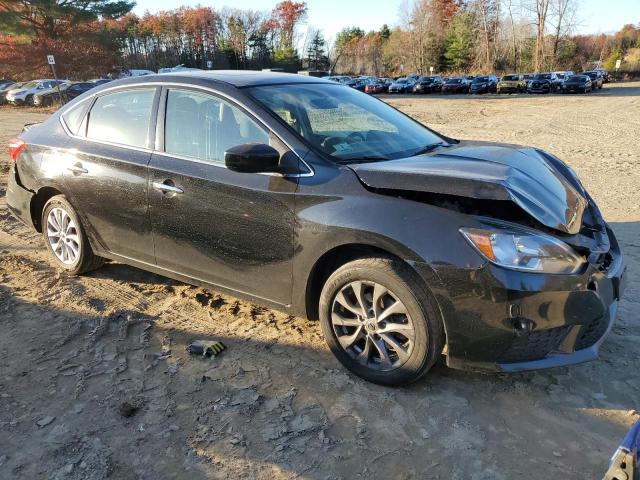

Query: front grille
<box><xmin>498</xmin><ymin>326</ymin><xmax>571</xmax><ymax>363</ymax></box>
<box><xmin>575</xmin><ymin>315</ymin><xmax>608</xmax><ymax>350</ymax></box>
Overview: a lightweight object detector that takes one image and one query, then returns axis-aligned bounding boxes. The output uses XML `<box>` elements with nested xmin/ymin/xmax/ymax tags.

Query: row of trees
<box><xmin>0</xmin><ymin>0</ymin><xmax>310</xmax><ymax>79</ymax></box>
<box><xmin>334</xmin><ymin>1</ymin><xmax>640</xmax><ymax>76</ymax></box>
<box><xmin>0</xmin><ymin>0</ymin><xmax>638</xmax><ymax>80</ymax></box>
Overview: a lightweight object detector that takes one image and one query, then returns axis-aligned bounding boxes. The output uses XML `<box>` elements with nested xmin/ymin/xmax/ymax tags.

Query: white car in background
<box><xmin>117</xmin><ymin>69</ymin><xmax>156</xmax><ymax>78</ymax></box>
<box><xmin>5</xmin><ymin>79</ymin><xmax>65</xmax><ymax>105</ymax></box>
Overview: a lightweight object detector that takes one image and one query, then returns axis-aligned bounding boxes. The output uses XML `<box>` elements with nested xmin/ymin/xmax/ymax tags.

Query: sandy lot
<box><xmin>1</xmin><ymin>84</ymin><xmax>639</xmax><ymax>479</ymax></box>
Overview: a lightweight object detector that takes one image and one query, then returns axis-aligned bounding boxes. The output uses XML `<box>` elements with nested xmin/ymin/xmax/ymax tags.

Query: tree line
<box><xmin>0</xmin><ymin>0</ymin><xmax>638</xmax><ymax>80</ymax></box>
<box><xmin>334</xmin><ymin>1</ymin><xmax>640</xmax><ymax>76</ymax></box>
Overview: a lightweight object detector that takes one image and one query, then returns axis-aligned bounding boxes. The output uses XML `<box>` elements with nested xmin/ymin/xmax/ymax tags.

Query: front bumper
<box><xmin>497</xmin><ymin>84</ymin><xmax>521</xmax><ymax>93</ymax></box>
<box><xmin>415</xmin><ymin>226</ymin><xmax>625</xmax><ymax>373</ymax></box>
<box><xmin>528</xmin><ymin>84</ymin><xmax>551</xmax><ymax>93</ymax></box>
<box><xmin>470</xmin><ymin>86</ymin><xmax>489</xmax><ymax>94</ymax></box>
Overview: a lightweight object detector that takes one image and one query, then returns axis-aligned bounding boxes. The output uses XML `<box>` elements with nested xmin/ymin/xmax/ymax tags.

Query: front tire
<box><xmin>42</xmin><ymin>195</ymin><xmax>105</xmax><ymax>275</ymax></box>
<box><xmin>319</xmin><ymin>257</ymin><xmax>444</xmax><ymax>386</ymax></box>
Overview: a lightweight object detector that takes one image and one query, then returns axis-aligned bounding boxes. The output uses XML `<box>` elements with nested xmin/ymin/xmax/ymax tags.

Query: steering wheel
<box><xmin>345</xmin><ymin>132</ymin><xmax>366</xmax><ymax>144</ymax></box>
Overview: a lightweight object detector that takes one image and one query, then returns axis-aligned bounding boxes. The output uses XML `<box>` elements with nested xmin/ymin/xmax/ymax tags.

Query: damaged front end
<box><xmin>349</xmin><ymin>141</ymin><xmax>626</xmax><ymax>371</ymax></box>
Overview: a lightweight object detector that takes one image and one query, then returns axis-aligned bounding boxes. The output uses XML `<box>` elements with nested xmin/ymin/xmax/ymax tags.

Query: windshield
<box><xmin>501</xmin><ymin>75</ymin><xmax>518</xmax><ymax>81</ymax></box>
<box><xmin>248</xmin><ymin>83</ymin><xmax>444</xmax><ymax>163</ymax></box>
<box><xmin>569</xmin><ymin>75</ymin><xmax>586</xmax><ymax>81</ymax></box>
<box><xmin>534</xmin><ymin>74</ymin><xmax>552</xmax><ymax>80</ymax></box>
<box><xmin>19</xmin><ymin>81</ymin><xmax>38</xmax><ymax>89</ymax></box>
<box><xmin>473</xmin><ymin>76</ymin><xmax>489</xmax><ymax>83</ymax></box>
<box><xmin>446</xmin><ymin>78</ymin><xmax>462</xmax><ymax>84</ymax></box>
<box><xmin>586</xmin><ymin>72</ymin><xmax>597</xmax><ymax>78</ymax></box>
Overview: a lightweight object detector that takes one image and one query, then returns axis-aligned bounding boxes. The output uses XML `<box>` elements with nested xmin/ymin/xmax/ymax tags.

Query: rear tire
<box><xmin>319</xmin><ymin>257</ymin><xmax>444</xmax><ymax>386</ymax></box>
<box><xmin>42</xmin><ymin>195</ymin><xmax>105</xmax><ymax>275</ymax></box>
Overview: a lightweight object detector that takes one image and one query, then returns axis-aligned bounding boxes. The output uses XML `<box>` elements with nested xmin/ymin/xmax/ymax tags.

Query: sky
<box><xmin>132</xmin><ymin>0</ymin><xmax>640</xmax><ymax>44</ymax></box>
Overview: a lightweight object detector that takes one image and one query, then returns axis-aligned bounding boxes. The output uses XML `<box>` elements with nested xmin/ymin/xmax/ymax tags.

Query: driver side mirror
<box><xmin>225</xmin><ymin>143</ymin><xmax>280</xmax><ymax>174</ymax></box>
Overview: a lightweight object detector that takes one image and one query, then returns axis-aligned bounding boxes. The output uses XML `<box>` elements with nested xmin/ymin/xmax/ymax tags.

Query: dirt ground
<box><xmin>1</xmin><ymin>84</ymin><xmax>639</xmax><ymax>480</ymax></box>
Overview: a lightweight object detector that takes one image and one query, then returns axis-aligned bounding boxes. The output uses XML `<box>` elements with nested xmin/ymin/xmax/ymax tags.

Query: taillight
<box><xmin>8</xmin><ymin>138</ymin><xmax>25</xmax><ymax>163</ymax></box>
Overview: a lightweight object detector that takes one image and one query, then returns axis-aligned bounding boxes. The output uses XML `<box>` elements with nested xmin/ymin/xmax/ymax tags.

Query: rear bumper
<box><xmin>415</xmin><ymin>226</ymin><xmax>625</xmax><ymax>373</ymax></box>
<box><xmin>6</xmin><ymin>165</ymin><xmax>35</xmax><ymax>228</ymax></box>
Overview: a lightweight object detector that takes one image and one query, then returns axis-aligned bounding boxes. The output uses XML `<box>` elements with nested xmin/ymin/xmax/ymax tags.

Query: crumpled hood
<box><xmin>349</xmin><ymin>141</ymin><xmax>588</xmax><ymax>234</ymax></box>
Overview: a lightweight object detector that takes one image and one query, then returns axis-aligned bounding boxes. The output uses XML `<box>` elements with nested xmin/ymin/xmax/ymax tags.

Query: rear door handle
<box><xmin>67</xmin><ymin>164</ymin><xmax>88</xmax><ymax>174</ymax></box>
<box><xmin>152</xmin><ymin>181</ymin><xmax>183</xmax><ymax>195</ymax></box>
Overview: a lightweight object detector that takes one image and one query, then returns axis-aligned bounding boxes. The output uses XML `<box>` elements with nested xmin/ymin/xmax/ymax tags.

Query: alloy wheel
<box><xmin>46</xmin><ymin>207</ymin><xmax>81</xmax><ymax>264</ymax></box>
<box><xmin>330</xmin><ymin>280</ymin><xmax>415</xmax><ymax>371</ymax></box>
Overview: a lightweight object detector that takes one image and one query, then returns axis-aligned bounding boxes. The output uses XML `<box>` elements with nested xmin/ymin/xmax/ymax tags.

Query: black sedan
<box><xmin>562</xmin><ymin>75</ymin><xmax>593</xmax><ymax>93</ymax></box>
<box><xmin>33</xmin><ymin>82</ymin><xmax>97</xmax><ymax>107</ymax></box>
<box><xmin>7</xmin><ymin>72</ymin><xmax>625</xmax><ymax>386</ymax></box>
<box><xmin>527</xmin><ymin>73</ymin><xmax>562</xmax><ymax>93</ymax></box>
<box><xmin>412</xmin><ymin>76</ymin><xmax>443</xmax><ymax>94</ymax></box>
<box><xmin>584</xmin><ymin>71</ymin><xmax>604</xmax><ymax>90</ymax></box>
<box><xmin>469</xmin><ymin>75</ymin><xmax>498</xmax><ymax>94</ymax></box>
<box><xmin>441</xmin><ymin>77</ymin><xmax>469</xmax><ymax>94</ymax></box>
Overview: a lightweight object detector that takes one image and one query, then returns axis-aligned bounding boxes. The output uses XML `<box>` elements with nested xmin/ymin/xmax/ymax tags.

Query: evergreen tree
<box><xmin>380</xmin><ymin>24</ymin><xmax>391</xmax><ymax>40</ymax></box>
<box><xmin>306</xmin><ymin>30</ymin><xmax>328</xmax><ymax>70</ymax></box>
<box><xmin>443</xmin><ymin>12</ymin><xmax>475</xmax><ymax>71</ymax></box>
<box><xmin>0</xmin><ymin>0</ymin><xmax>134</xmax><ymax>38</ymax></box>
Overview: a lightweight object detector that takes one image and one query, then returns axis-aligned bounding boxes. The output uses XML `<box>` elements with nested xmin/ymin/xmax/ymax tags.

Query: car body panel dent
<box><xmin>349</xmin><ymin>141</ymin><xmax>587</xmax><ymax>234</ymax></box>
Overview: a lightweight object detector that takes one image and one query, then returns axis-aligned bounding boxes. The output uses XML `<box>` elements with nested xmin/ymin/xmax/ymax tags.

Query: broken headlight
<box><xmin>460</xmin><ymin>226</ymin><xmax>585</xmax><ymax>274</ymax></box>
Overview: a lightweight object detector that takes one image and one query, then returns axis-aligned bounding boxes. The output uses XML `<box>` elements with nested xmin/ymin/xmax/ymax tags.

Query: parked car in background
<box><xmin>7</xmin><ymin>72</ymin><xmax>625</xmax><ymax>386</ymax></box>
<box><xmin>412</xmin><ymin>76</ymin><xmax>444</xmax><ymax>94</ymax></box>
<box><xmin>326</xmin><ymin>75</ymin><xmax>352</xmax><ymax>84</ymax></box>
<box><xmin>0</xmin><ymin>81</ymin><xmax>18</xmax><ymax>104</ymax></box>
<box><xmin>584</xmin><ymin>71</ymin><xmax>604</xmax><ymax>89</ymax></box>
<box><xmin>594</xmin><ymin>68</ymin><xmax>610</xmax><ymax>83</ymax></box>
<box><xmin>561</xmin><ymin>75</ymin><xmax>593</xmax><ymax>94</ymax></box>
<box><xmin>0</xmin><ymin>79</ymin><xmax>15</xmax><ymax>90</ymax></box>
<box><xmin>527</xmin><ymin>73</ymin><xmax>561</xmax><ymax>94</ymax></box>
<box><xmin>441</xmin><ymin>77</ymin><xmax>470</xmax><ymax>94</ymax></box>
<box><xmin>33</xmin><ymin>81</ymin><xmax>96</xmax><ymax>107</ymax></box>
<box><xmin>553</xmin><ymin>70</ymin><xmax>575</xmax><ymax>86</ymax></box>
<box><xmin>469</xmin><ymin>75</ymin><xmax>498</xmax><ymax>94</ymax></box>
<box><xmin>497</xmin><ymin>74</ymin><xmax>527</xmax><ymax>94</ymax></box>
<box><xmin>158</xmin><ymin>65</ymin><xmax>202</xmax><ymax>74</ymax></box>
<box><xmin>5</xmin><ymin>79</ymin><xmax>66</xmax><ymax>105</ymax></box>
<box><xmin>388</xmin><ymin>77</ymin><xmax>415</xmax><ymax>93</ymax></box>
<box><xmin>352</xmin><ymin>78</ymin><xmax>370</xmax><ymax>92</ymax></box>
<box><xmin>118</xmin><ymin>69</ymin><xmax>156</xmax><ymax>78</ymax></box>
<box><xmin>364</xmin><ymin>81</ymin><xmax>387</xmax><ymax>94</ymax></box>
<box><xmin>90</xmin><ymin>79</ymin><xmax>112</xmax><ymax>87</ymax></box>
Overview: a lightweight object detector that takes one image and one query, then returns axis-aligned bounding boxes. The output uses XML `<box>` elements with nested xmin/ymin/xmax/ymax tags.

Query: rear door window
<box><xmin>164</xmin><ymin>89</ymin><xmax>269</xmax><ymax>164</ymax></box>
<box><xmin>86</xmin><ymin>89</ymin><xmax>156</xmax><ymax>148</ymax></box>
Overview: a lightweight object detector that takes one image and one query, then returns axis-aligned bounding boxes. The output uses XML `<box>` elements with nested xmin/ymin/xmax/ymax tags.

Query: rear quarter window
<box><xmin>61</xmin><ymin>101</ymin><xmax>89</xmax><ymax>136</ymax></box>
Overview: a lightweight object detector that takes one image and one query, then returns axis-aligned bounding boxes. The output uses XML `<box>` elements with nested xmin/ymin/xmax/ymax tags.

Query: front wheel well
<box><xmin>305</xmin><ymin>244</ymin><xmax>410</xmax><ymax>320</ymax></box>
<box><xmin>30</xmin><ymin>187</ymin><xmax>63</xmax><ymax>232</ymax></box>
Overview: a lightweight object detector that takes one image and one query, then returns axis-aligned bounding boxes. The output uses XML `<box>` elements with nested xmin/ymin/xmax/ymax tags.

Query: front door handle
<box><xmin>67</xmin><ymin>164</ymin><xmax>88</xmax><ymax>174</ymax></box>
<box><xmin>152</xmin><ymin>181</ymin><xmax>183</xmax><ymax>195</ymax></box>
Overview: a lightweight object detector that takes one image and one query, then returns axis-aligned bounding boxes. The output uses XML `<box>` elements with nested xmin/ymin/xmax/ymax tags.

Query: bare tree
<box><xmin>550</xmin><ymin>0</ymin><xmax>577</xmax><ymax>67</ymax></box>
<box><xmin>531</xmin><ymin>0</ymin><xmax>550</xmax><ymax>71</ymax></box>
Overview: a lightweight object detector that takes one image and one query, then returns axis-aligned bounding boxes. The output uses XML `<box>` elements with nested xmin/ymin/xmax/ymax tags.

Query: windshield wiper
<box><xmin>410</xmin><ymin>142</ymin><xmax>445</xmax><ymax>156</ymax></box>
<box><xmin>337</xmin><ymin>155</ymin><xmax>389</xmax><ymax>164</ymax></box>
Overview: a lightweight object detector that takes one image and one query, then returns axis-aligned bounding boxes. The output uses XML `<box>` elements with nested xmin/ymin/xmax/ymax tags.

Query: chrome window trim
<box><xmin>59</xmin><ymin>81</ymin><xmax>314</xmax><ymax>178</ymax></box>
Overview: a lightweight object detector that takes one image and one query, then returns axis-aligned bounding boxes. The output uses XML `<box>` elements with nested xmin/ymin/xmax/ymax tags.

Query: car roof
<box><xmin>107</xmin><ymin>70</ymin><xmax>334</xmax><ymax>88</ymax></box>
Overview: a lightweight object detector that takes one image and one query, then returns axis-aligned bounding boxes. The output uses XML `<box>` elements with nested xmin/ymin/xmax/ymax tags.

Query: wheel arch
<box><xmin>30</xmin><ymin>186</ymin><xmax>64</xmax><ymax>232</ymax></box>
<box><xmin>303</xmin><ymin>242</ymin><xmax>441</xmax><ymax>323</ymax></box>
